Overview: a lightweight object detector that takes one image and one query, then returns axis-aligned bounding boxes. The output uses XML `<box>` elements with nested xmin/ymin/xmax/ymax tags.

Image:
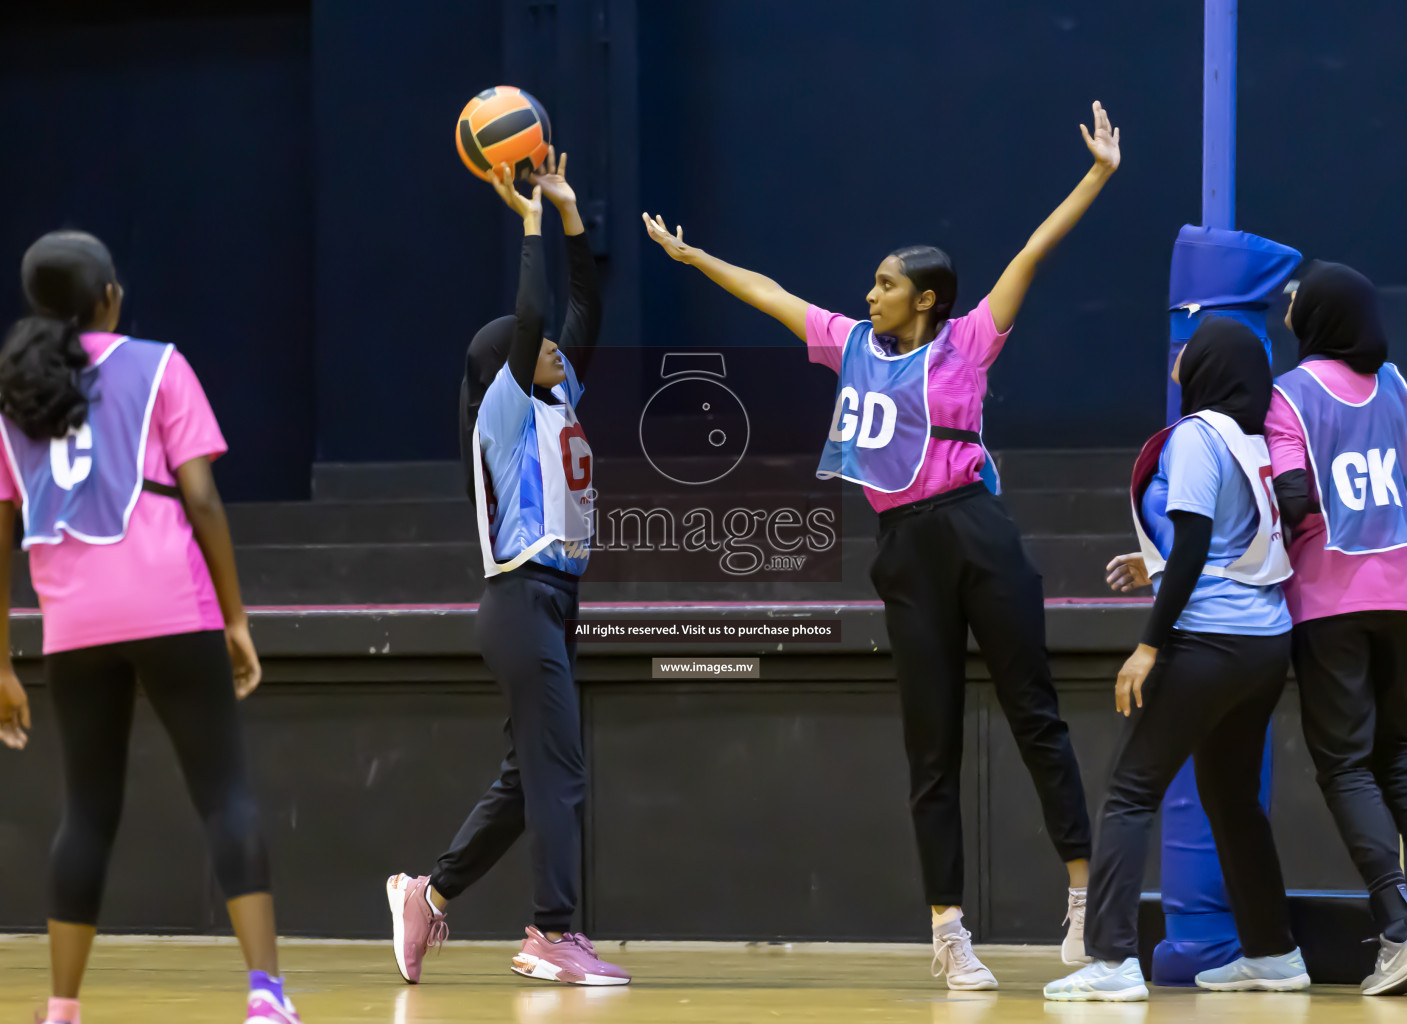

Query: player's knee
<box><xmin>207</xmin><ymin>794</ymin><xmax>271</xmax><ymax>895</ymax></box>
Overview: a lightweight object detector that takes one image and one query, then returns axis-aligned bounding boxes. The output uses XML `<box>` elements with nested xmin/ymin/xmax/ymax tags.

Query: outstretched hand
<box><xmin>1080</xmin><ymin>101</ymin><xmax>1120</xmax><ymax>172</ymax></box>
<box><xmin>490</xmin><ymin>164</ymin><xmax>543</xmax><ymax>224</ymax></box>
<box><xmin>529</xmin><ymin>147</ymin><xmax>576</xmax><ymax>208</ymax></box>
<box><xmin>641</xmin><ymin>213</ymin><xmax>693</xmax><ymax>262</ymax></box>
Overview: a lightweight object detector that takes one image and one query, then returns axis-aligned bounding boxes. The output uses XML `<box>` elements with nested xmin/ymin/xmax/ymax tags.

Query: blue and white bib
<box><xmin>472</xmin><ymin>356</ymin><xmax>594</xmax><ymax>577</ymax></box>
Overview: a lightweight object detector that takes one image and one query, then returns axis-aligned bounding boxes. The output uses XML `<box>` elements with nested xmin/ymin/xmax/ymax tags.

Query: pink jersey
<box><xmin>805</xmin><ymin>297</ymin><xmax>1010</xmax><ymax>512</ymax></box>
<box><xmin>1265</xmin><ymin>358</ymin><xmax>1407</xmax><ymax>623</ymax></box>
<box><xmin>0</xmin><ymin>333</ymin><xmax>228</xmax><ymax>653</ymax></box>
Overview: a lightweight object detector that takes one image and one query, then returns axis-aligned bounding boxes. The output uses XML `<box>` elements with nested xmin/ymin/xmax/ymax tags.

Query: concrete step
<box><xmin>14</xmin><ymin>529</ymin><xmax>1134</xmax><ymax>607</ymax></box>
<box><xmin>1002</xmin><ymin>488</ymin><xmax>1131</xmax><ymax>536</ymax></box>
<box><xmin>230</xmin><ymin>483</ymin><xmax>1133</xmax><ymax>548</ymax></box>
<box><xmin>995</xmin><ymin>449</ymin><xmax>1138</xmax><ymax>491</ymax></box>
<box><xmin>310</xmin><ymin>449</ymin><xmax>1146</xmax><ymax>502</ymax></box>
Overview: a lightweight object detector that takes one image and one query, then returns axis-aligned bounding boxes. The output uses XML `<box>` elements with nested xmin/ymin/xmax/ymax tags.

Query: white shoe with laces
<box><xmin>1062</xmin><ymin>887</ymin><xmax>1091</xmax><ymax>965</ymax></box>
<box><xmin>1363</xmin><ymin>935</ymin><xmax>1407</xmax><ymax>996</ymax></box>
<box><xmin>932</xmin><ymin>916</ymin><xmax>998</xmax><ymax>990</ymax></box>
<box><xmin>1045</xmin><ymin>957</ymin><xmax>1149</xmax><ymax>1001</ymax></box>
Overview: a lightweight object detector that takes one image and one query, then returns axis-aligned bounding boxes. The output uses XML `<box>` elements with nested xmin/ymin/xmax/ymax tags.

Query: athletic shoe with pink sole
<box><xmin>386</xmin><ymin>872</ymin><xmax>449</xmax><ymax>984</ymax></box>
<box><xmin>511</xmin><ymin>927</ymin><xmax>631</xmax><ymax>986</ymax></box>
<box><xmin>244</xmin><ymin>989</ymin><xmax>302</xmax><ymax>1024</ymax></box>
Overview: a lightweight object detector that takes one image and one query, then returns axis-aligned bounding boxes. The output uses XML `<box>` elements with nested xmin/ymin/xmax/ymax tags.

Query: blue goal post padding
<box><xmin>1169</xmin><ymin>225</ymin><xmax>1301</xmax><ymax>311</ymax></box>
<box><xmin>1166</xmin><ymin>225</ymin><xmax>1301</xmax><ymax>426</ymax></box>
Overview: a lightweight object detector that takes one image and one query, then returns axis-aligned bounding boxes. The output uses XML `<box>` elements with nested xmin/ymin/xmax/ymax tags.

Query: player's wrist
<box><xmin>559</xmin><ymin>206</ymin><xmax>586</xmax><ymax>235</ymax></box>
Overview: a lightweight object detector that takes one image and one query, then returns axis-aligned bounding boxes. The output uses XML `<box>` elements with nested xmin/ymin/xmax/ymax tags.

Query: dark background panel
<box><xmin>123</xmin><ymin>15</ymin><xmax>315</xmax><ymax>501</ymax></box>
<box><xmin>0</xmin><ymin>670</ymin><xmax>71</xmax><ymax>930</ymax></box>
<box><xmin>1237</xmin><ymin>1</ymin><xmax>1407</xmax><ymax>291</ymax></box>
<box><xmin>636</xmin><ymin>0</ymin><xmax>1406</xmax><ymax>450</ymax></box>
<box><xmin>242</xmin><ymin>683</ymin><xmax>534</xmax><ymax>938</ymax></box>
<box><xmin>585</xmin><ymin>684</ymin><xmax>936</xmax><ymax>941</ymax></box>
<box><xmin>3</xmin><ymin>2</ymin><xmax>1403</xmax><ymax>497</ymax></box>
<box><xmin>310</xmin><ymin>0</ymin><xmax>506</xmax><ymax>465</ymax></box>
<box><xmin>0</xmin><ymin>6</ymin><xmax>314</xmax><ymax>500</ymax></box>
<box><xmin>638</xmin><ymin>0</ymin><xmax>1183</xmax><ymax>455</ymax></box>
<box><xmin>985</xmin><ymin>681</ymin><xmax>1117</xmax><ymax>943</ymax></box>
<box><xmin>0</xmin><ymin>607</ymin><xmax>1383</xmax><ymax>943</ymax></box>
<box><xmin>0</xmin><ymin>679</ymin><xmax>212</xmax><ymax>933</ymax></box>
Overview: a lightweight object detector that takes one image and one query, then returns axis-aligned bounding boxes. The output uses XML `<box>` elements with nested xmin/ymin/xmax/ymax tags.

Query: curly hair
<box><xmin>0</xmin><ymin>231</ymin><xmax>117</xmax><ymax>439</ymax></box>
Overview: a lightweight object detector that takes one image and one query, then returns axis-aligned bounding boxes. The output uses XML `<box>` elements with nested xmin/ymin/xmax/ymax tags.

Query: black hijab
<box><xmin>1179</xmin><ymin>316</ymin><xmax>1273</xmax><ymax>435</ymax></box>
<box><xmin>458</xmin><ymin>315</ymin><xmax>517</xmax><ymax>500</ymax></box>
<box><xmin>1289</xmin><ymin>260</ymin><xmax>1388</xmax><ymax>375</ymax></box>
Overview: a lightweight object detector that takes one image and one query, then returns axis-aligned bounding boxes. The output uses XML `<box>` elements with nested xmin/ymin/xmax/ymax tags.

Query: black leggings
<box><xmin>1293</xmin><ymin>611</ymin><xmax>1407</xmax><ymax>937</ymax></box>
<box><xmin>46</xmin><ymin>630</ymin><xmax>269</xmax><ymax>925</ymax></box>
<box><xmin>1085</xmin><ymin>629</ymin><xmax>1294</xmax><ymax>962</ymax></box>
<box><xmin>870</xmin><ymin>483</ymin><xmax>1092</xmax><ymax>906</ymax></box>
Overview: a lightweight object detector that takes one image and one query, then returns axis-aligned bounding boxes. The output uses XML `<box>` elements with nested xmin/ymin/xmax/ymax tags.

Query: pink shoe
<box><xmin>511</xmin><ymin>927</ymin><xmax>631</xmax><ymax>986</ymax></box>
<box><xmin>244</xmin><ymin>989</ymin><xmax>301</xmax><ymax>1024</ymax></box>
<box><xmin>386</xmin><ymin>872</ymin><xmax>449</xmax><ymax>984</ymax></box>
<box><xmin>37</xmin><ymin>998</ymin><xmax>80</xmax><ymax>1024</ymax></box>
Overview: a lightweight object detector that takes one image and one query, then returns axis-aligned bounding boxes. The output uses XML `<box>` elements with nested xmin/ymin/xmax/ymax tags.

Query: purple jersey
<box><xmin>1273</xmin><ymin>362</ymin><xmax>1407</xmax><ymax>555</ymax></box>
<box><xmin>0</xmin><ymin>336</ymin><xmax>173</xmax><ymax>548</ymax></box>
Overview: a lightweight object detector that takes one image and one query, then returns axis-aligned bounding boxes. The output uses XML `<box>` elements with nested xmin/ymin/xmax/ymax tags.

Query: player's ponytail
<box><xmin>0</xmin><ymin>231</ymin><xmax>117</xmax><ymax>439</ymax></box>
<box><xmin>890</xmin><ymin>245</ymin><xmax>957</xmax><ymax>326</ymax></box>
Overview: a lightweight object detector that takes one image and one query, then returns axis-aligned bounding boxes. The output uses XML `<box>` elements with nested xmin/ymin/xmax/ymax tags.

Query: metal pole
<box><xmin>1203</xmin><ymin>0</ymin><xmax>1237</xmax><ymax>229</ymax></box>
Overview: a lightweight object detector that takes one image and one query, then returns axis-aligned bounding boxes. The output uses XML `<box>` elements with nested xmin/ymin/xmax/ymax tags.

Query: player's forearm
<box><xmin>509</xmin><ymin>235</ymin><xmax>548</xmax><ymax>392</ymax></box>
<box><xmin>685</xmin><ymin>248</ymin><xmax>808</xmax><ymax>338</ymax></box>
<box><xmin>187</xmin><ymin>493</ymin><xmax>247</xmax><ymax>627</ymax></box>
<box><xmin>1025</xmin><ymin>163</ymin><xmax>1115</xmax><ymax>261</ymax></box>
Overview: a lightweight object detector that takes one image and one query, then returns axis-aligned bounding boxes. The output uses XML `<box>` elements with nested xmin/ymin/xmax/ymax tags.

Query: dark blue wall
<box><xmin>312</xmin><ymin>0</ymin><xmax>504</xmax><ymax>464</ymax></box>
<box><xmin>638</xmin><ymin>0</ymin><xmax>1407</xmax><ymax>448</ymax></box>
<box><xmin>2</xmin><ymin>1</ymin><xmax>1404</xmax><ymax>496</ymax></box>
<box><xmin>0</xmin><ymin>5</ymin><xmax>314</xmax><ymax>499</ymax></box>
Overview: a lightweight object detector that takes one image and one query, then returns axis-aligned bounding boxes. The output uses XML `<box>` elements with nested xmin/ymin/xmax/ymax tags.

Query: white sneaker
<box><xmin>1194</xmin><ymin>949</ymin><xmax>1310</xmax><ymax>991</ymax></box>
<box><xmin>1062</xmin><ymin>887</ymin><xmax>1091</xmax><ymax>965</ymax></box>
<box><xmin>932</xmin><ymin>916</ymin><xmax>998</xmax><ymax>990</ymax></box>
<box><xmin>1363</xmin><ymin>935</ymin><xmax>1407</xmax><ymax>996</ymax></box>
<box><xmin>1045</xmin><ymin>957</ymin><xmax>1149</xmax><ymax>1001</ymax></box>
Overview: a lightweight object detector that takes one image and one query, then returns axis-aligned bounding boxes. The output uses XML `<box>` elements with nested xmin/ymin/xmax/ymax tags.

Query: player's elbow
<box><xmin>184</xmin><ymin>489</ymin><xmax>225</xmax><ymax>525</ymax></box>
<box><xmin>1017</xmin><ymin>241</ymin><xmax>1048</xmax><ymax>267</ymax></box>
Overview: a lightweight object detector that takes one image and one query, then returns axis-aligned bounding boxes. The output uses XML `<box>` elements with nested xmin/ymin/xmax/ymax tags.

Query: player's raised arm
<box><xmin>642</xmin><ymin>213</ymin><xmax>810</xmax><ymax>341</ymax></box>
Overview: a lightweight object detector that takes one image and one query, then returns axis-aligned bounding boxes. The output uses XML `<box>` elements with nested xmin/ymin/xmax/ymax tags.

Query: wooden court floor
<box><xmin>0</xmin><ymin>935</ymin><xmax>1397</xmax><ymax>1023</ymax></box>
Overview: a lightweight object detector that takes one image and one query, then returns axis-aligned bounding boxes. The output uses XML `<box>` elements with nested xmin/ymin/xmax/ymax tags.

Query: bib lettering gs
<box><xmin>0</xmin><ymin>337</ymin><xmax>173</xmax><ymax>548</ymax></box>
<box><xmin>1274</xmin><ymin>363</ymin><xmax>1407</xmax><ymax>554</ymax></box>
<box><xmin>817</xmin><ymin>322</ymin><xmax>937</xmax><ymax>492</ymax></box>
